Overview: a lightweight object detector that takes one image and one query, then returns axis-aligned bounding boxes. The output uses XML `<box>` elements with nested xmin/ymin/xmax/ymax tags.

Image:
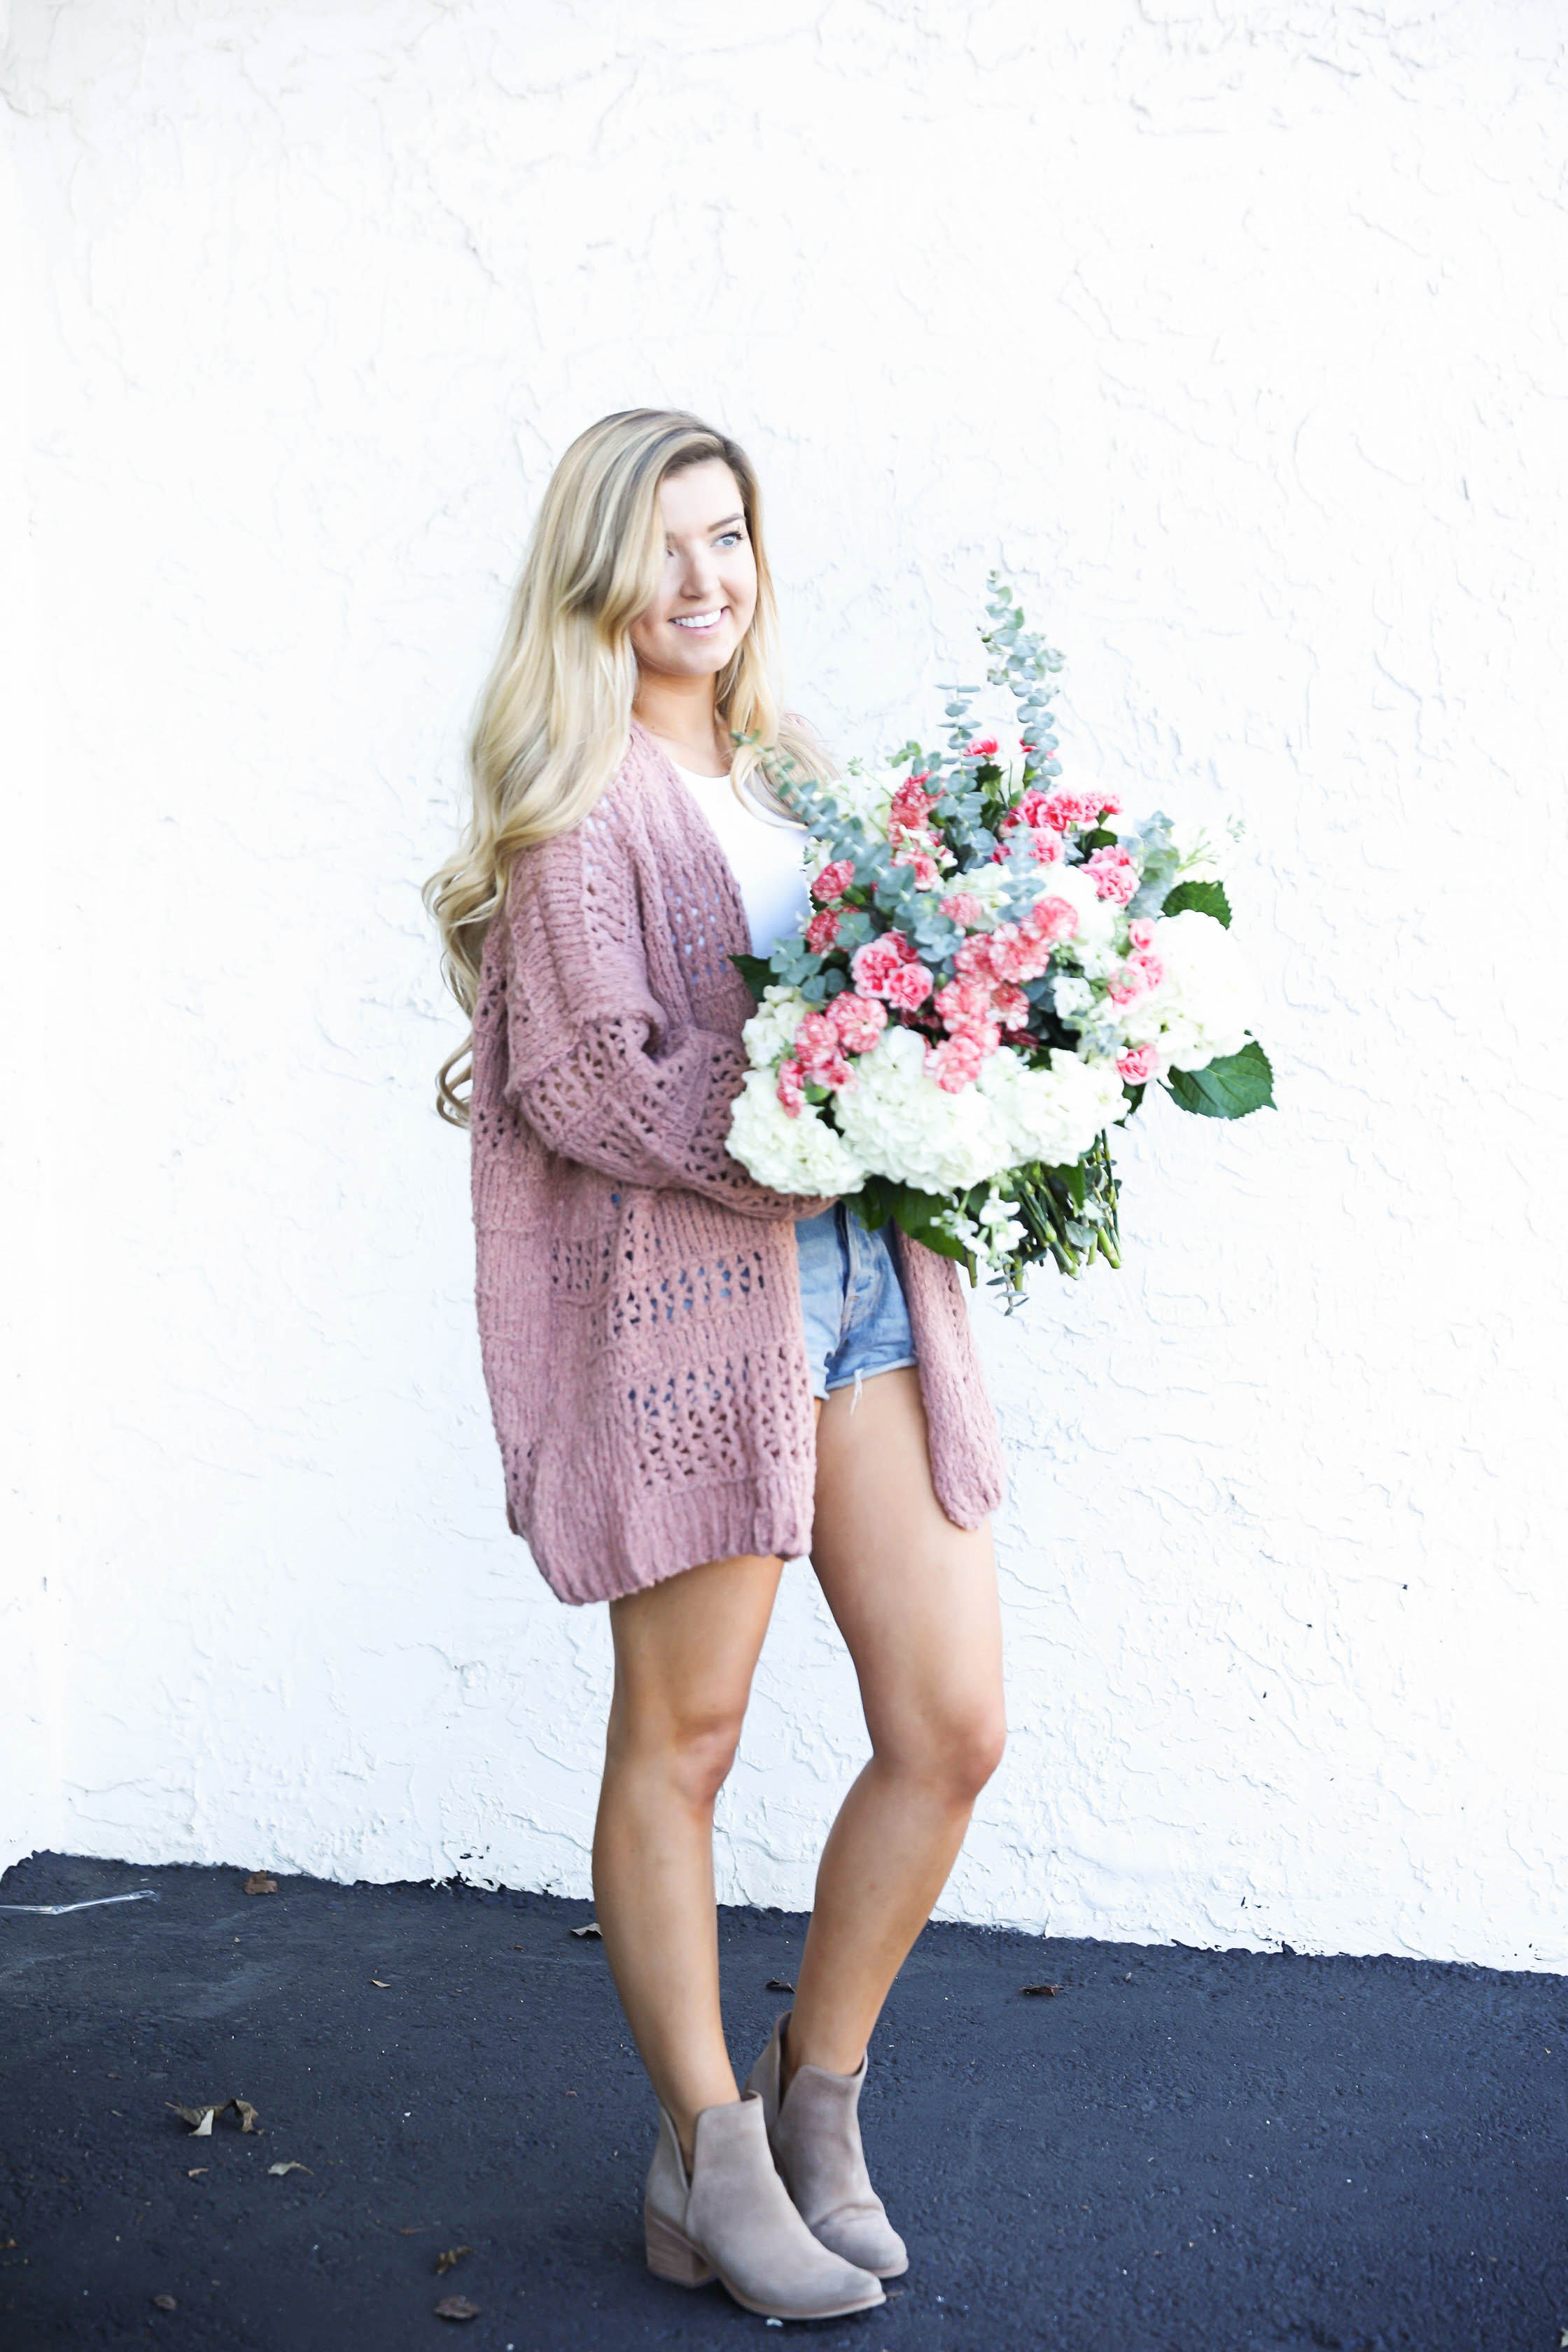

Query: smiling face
<box><xmin>627</xmin><ymin>458</ymin><xmax>758</xmax><ymax>686</ymax></box>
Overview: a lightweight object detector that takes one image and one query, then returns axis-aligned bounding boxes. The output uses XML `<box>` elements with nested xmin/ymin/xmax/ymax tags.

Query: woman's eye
<box><xmin>715</xmin><ymin>531</ymin><xmax>742</xmax><ymax>547</ymax></box>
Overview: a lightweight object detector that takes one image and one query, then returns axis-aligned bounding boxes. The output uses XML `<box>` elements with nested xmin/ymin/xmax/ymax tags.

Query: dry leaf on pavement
<box><xmin>167</xmin><ymin>2096</ymin><xmax>262</xmax><ymax>2135</ymax></box>
<box><xmin>435</xmin><ymin>2246</ymin><xmax>473</xmax><ymax>2274</ymax></box>
<box><xmin>568</xmin><ymin>1921</ymin><xmax>602</xmax><ymax>1939</ymax></box>
<box><xmin>1021</xmin><ymin>1982</ymin><xmax>1064</xmax><ymax>1997</ymax></box>
<box><xmin>151</xmin><ymin>2295</ymin><xmax>176</xmax><ymax>2311</ymax></box>
<box><xmin>765</xmin><ymin>1978</ymin><xmax>794</xmax><ymax>1992</ymax></box>
<box><xmin>434</xmin><ymin>2295</ymin><xmax>482</xmax><ymax>2320</ymax></box>
<box><xmin>267</xmin><ymin>2162</ymin><xmax>312</xmax><ymax>2178</ymax></box>
<box><xmin>243</xmin><ymin>1873</ymin><xmax>277</xmax><ymax>1896</ymax></box>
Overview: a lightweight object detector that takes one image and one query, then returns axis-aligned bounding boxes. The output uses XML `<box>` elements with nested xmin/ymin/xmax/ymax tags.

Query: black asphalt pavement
<box><xmin>1</xmin><ymin>1851</ymin><xmax>1563</xmax><ymax>2351</ymax></box>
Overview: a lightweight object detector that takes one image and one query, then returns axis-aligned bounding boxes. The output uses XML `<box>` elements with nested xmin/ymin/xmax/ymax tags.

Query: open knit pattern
<box><xmin>469</xmin><ymin>720</ymin><xmax>1007</xmax><ymax>1604</ymax></box>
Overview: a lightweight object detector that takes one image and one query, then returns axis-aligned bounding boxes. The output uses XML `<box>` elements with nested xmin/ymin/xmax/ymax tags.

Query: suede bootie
<box><xmin>744</xmin><ymin>2010</ymin><xmax>909</xmax><ymax>2278</ymax></box>
<box><xmin>643</xmin><ymin>2090</ymin><xmax>885</xmax><ymax>2320</ymax></box>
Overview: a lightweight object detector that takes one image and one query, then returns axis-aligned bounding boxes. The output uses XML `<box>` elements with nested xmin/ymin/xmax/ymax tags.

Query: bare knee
<box><xmin>878</xmin><ymin>1699</ymin><xmax>1007</xmax><ymax>1807</ymax></box>
<box><xmin>939</xmin><ymin>1704</ymin><xmax>1007</xmax><ymax>1804</ymax></box>
<box><xmin>607</xmin><ymin>1699</ymin><xmax>746</xmax><ymax>1812</ymax></box>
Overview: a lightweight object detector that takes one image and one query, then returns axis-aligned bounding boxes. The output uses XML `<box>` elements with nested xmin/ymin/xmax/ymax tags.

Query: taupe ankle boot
<box><xmin>744</xmin><ymin>2010</ymin><xmax>909</xmax><ymax>2278</ymax></box>
<box><xmin>643</xmin><ymin>2090</ymin><xmax>884</xmax><ymax>2320</ymax></box>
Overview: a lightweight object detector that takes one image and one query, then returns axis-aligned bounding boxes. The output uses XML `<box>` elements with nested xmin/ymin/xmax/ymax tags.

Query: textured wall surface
<box><xmin>6</xmin><ymin>0</ymin><xmax>1565</xmax><ymax>1967</ymax></box>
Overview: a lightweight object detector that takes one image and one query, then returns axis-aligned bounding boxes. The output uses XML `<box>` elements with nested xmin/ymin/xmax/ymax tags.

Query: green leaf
<box><xmin>848</xmin><ymin>1175</ymin><xmax>897</xmax><ymax>1231</ymax></box>
<box><xmin>1161</xmin><ymin>878</ymin><xmax>1232</xmax><ymax>927</ymax></box>
<box><xmin>1081</xmin><ymin>826</ymin><xmax>1118</xmax><ymax>851</ymax></box>
<box><xmin>1165</xmin><ymin>1040</ymin><xmax>1275</xmax><ymax>1119</ymax></box>
<box><xmin>850</xmin><ymin>1177</ymin><xmax>972</xmax><ymax>1268</ymax></box>
<box><xmin>891</xmin><ymin>1196</ymin><xmax>974</xmax><ymax>1267</ymax></box>
<box><xmin>729</xmin><ymin>951</ymin><xmax>775</xmax><ymax>1002</ymax></box>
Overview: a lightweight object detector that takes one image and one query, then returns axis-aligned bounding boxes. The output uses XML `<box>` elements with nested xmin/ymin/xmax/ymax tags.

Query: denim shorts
<box><xmin>794</xmin><ymin>1202</ymin><xmax>919</xmax><ymax>1404</ymax></box>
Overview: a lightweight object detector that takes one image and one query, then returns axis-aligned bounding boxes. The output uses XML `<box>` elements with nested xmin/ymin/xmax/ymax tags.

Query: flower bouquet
<box><xmin>724</xmin><ymin>575</ymin><xmax>1273</xmax><ymax>1302</ymax></box>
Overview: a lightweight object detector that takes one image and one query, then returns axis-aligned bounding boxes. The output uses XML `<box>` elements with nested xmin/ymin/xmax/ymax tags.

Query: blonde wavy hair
<box><xmin>423</xmin><ymin>406</ymin><xmax>832</xmax><ymax>1126</ymax></box>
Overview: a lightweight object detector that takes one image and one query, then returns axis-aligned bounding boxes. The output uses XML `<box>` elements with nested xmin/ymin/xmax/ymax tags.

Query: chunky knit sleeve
<box><xmin>500</xmin><ymin>799</ymin><xmax>834</xmax><ymax>1222</ymax></box>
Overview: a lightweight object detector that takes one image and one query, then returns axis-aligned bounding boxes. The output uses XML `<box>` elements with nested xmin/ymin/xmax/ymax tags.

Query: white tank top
<box><xmin>672</xmin><ymin>762</ymin><xmax>815</xmax><ymax>960</ymax></box>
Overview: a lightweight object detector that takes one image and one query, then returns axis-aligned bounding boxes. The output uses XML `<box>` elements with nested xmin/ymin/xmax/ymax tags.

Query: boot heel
<box><xmin>645</xmin><ymin>2209</ymin><xmax>715</xmax><ymax>2286</ymax></box>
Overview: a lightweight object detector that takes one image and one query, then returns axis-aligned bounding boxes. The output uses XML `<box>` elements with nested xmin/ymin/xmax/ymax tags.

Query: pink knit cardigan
<box><xmin>468</xmin><ymin>720</ymin><xmax>1006</xmax><ymax>1604</ymax></box>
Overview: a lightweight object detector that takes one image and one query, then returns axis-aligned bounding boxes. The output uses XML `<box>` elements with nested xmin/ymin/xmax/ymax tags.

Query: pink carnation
<box><xmin>990</xmin><ymin>981</ymin><xmax>1030</xmax><ymax>1025</ymax></box>
<box><xmin>1097</xmin><ymin>791</ymin><xmax>1122</xmax><ymax>818</ymax></box>
<box><xmin>883</xmin><ymin>958</ymin><xmax>934</xmax><ymax>1011</ymax></box>
<box><xmin>954</xmin><ymin>933</ymin><xmax>1008</xmax><ymax>985</ymax></box>
<box><xmin>889</xmin><ymin>778</ymin><xmax>939</xmax><ymax>838</ymax></box>
<box><xmin>1022</xmin><ymin>827</ymin><xmax>1063</xmax><ymax>866</ymax></box>
<box><xmin>851</xmin><ymin>932</ymin><xmax>932</xmax><ymax>1009</ymax></box>
<box><xmin>953</xmin><ymin>922</ymin><xmax>1051</xmax><ymax>990</ymax></box>
<box><xmin>1116</xmin><ymin>1044</ymin><xmax>1158</xmax><ymax>1083</ymax></box>
<box><xmin>1040</xmin><ymin>789</ymin><xmax>1094</xmax><ymax>830</ymax></box>
<box><xmin>1084</xmin><ymin>847</ymin><xmax>1138</xmax><ymax>905</ymax></box>
<box><xmin>776</xmin><ymin>1058</ymin><xmax>805</xmax><ymax>1117</ymax></box>
<box><xmin>792</xmin><ymin>1011</ymin><xmax>841</xmax><ymax>1074</ymax></box>
<box><xmin>850</xmin><ymin>935</ymin><xmax>902</xmax><ymax>995</ymax></box>
<box><xmin>1021</xmin><ymin>895</ymin><xmax>1079</xmax><ymax>946</ymax></box>
<box><xmin>904</xmin><ymin>849</ymin><xmax>940</xmax><ymax>889</ymax></box>
<box><xmin>828</xmin><ymin>990</ymin><xmax>888</xmax><ymax>1053</ymax></box>
<box><xmin>805</xmin><ymin>908</ymin><xmax>841</xmax><ymax>953</ymax></box>
<box><xmin>811</xmin><ymin>858</ymin><xmax>855</xmax><ymax>904</ymax></box>
<box><xmin>934</xmin><ymin>976</ymin><xmax>995</xmax><ymax>1035</ymax></box>
<box><xmin>1128</xmin><ymin>918</ymin><xmax>1156</xmax><ymax>950</ymax></box>
<box><xmin>1107</xmin><ymin>949</ymin><xmax>1165</xmax><ymax>1007</ymax></box>
<box><xmin>1018</xmin><ymin>788</ymin><xmax>1053</xmax><ymax>827</ymax></box>
<box><xmin>987</xmin><ymin>927</ymin><xmax>1032</xmax><ymax>984</ymax></box>
<box><xmin>940</xmin><ymin>891</ymin><xmax>982</xmax><ymax>927</ymax></box>
<box><xmin>925</xmin><ymin>1034</ymin><xmax>988</xmax><ymax>1093</ymax></box>
<box><xmin>966</xmin><ymin>734</ymin><xmax>1002</xmax><ymax>760</ymax></box>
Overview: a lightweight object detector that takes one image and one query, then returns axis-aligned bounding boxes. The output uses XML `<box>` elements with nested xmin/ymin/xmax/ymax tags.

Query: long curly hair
<box><xmin>422</xmin><ymin>407</ymin><xmax>832</xmax><ymax>1126</ymax></box>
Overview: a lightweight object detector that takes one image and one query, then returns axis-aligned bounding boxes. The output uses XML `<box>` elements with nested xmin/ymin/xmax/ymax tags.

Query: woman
<box><xmin>426</xmin><ymin>409</ymin><xmax>1008</xmax><ymax>2322</ymax></box>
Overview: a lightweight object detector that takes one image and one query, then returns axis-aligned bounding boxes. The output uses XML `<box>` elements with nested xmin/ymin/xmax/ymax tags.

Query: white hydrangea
<box><xmin>837</xmin><ymin>763</ymin><xmax>904</xmax><ymax>826</ymax></box>
<box><xmin>726</xmin><ymin>1070</ymin><xmax>867</xmax><ymax>1194</ymax></box>
<box><xmin>741</xmin><ymin>983</ymin><xmax>811</xmax><ymax>1072</ymax></box>
<box><xmin>977</xmin><ymin>1046</ymin><xmax>1128</xmax><ymax>1170</ymax></box>
<box><xmin>957</xmin><ymin>862</ymin><xmax>1014</xmax><ymax>919</ymax></box>
<box><xmin>834</xmin><ymin>1023</ymin><xmax>1014</xmax><ymax>1191</ymax></box>
<box><xmin>1118</xmin><ymin>908</ymin><xmax>1253</xmax><ymax>1071</ymax></box>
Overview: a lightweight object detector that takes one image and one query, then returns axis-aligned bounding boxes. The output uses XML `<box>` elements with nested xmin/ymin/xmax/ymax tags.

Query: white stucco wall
<box><xmin>4</xmin><ymin>0</ymin><xmax>1565</xmax><ymax>1968</ymax></box>
<box><xmin>1</xmin><ymin>69</ymin><xmax>60</xmax><ymax>1874</ymax></box>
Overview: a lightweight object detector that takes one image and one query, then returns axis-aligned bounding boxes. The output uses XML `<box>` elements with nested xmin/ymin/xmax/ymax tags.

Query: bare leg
<box><xmin>592</xmin><ymin>1549</ymin><xmax>783</xmax><ymax>2166</ymax></box>
<box><xmin>784</xmin><ymin>1366</ymin><xmax>1004</xmax><ymax>2088</ymax></box>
